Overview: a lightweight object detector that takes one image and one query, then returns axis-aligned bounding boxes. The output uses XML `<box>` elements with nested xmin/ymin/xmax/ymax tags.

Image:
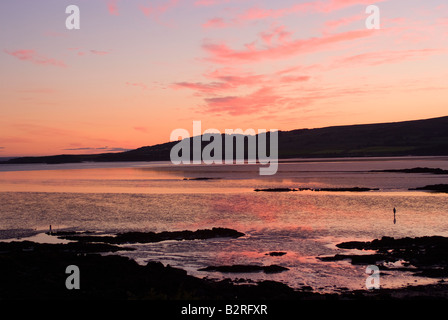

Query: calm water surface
<box><xmin>1</xmin><ymin>157</ymin><xmax>448</xmax><ymax>293</ymax></box>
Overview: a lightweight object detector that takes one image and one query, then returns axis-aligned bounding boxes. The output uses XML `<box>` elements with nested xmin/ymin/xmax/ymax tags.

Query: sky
<box><xmin>1</xmin><ymin>0</ymin><xmax>447</xmax><ymax>156</ymax></box>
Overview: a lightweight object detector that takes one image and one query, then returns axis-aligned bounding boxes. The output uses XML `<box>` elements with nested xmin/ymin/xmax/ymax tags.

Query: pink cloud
<box><xmin>175</xmin><ymin>65</ymin><xmax>313</xmax><ymax>116</ymax></box>
<box><xmin>237</xmin><ymin>3</ymin><xmax>314</xmax><ymax>21</ymax></box>
<box><xmin>275</xmin><ymin>65</ymin><xmax>306</xmax><ymax>75</ymax></box>
<box><xmin>323</xmin><ymin>13</ymin><xmax>364</xmax><ymax>33</ymax></box>
<box><xmin>195</xmin><ymin>0</ymin><xmax>231</xmax><ymax>6</ymax></box>
<box><xmin>201</xmin><ymin>3</ymin><xmax>311</xmax><ymax>28</ymax></box>
<box><xmin>203</xmin><ymin>87</ymin><xmax>286</xmax><ymax>116</ymax></box>
<box><xmin>202</xmin><ymin>29</ymin><xmax>375</xmax><ymax>64</ymax></box>
<box><xmin>90</xmin><ymin>50</ymin><xmax>109</xmax><ymax>56</ymax></box>
<box><xmin>279</xmin><ymin>75</ymin><xmax>311</xmax><ymax>83</ymax></box>
<box><xmin>4</xmin><ymin>49</ymin><xmax>66</xmax><ymax>67</ymax></box>
<box><xmin>174</xmin><ymin>66</ymin><xmax>310</xmax><ymax>97</ymax></box>
<box><xmin>173</xmin><ymin>68</ymin><xmax>265</xmax><ymax>94</ymax></box>
<box><xmin>134</xmin><ymin>126</ymin><xmax>149</xmax><ymax>133</ymax></box>
<box><xmin>173</xmin><ymin>81</ymin><xmax>231</xmax><ymax>94</ymax></box>
<box><xmin>260</xmin><ymin>25</ymin><xmax>293</xmax><ymax>45</ymax></box>
<box><xmin>438</xmin><ymin>17</ymin><xmax>448</xmax><ymax>26</ymax></box>
<box><xmin>323</xmin><ymin>0</ymin><xmax>387</xmax><ymax>13</ymax></box>
<box><xmin>126</xmin><ymin>82</ymin><xmax>148</xmax><ymax>90</ymax></box>
<box><xmin>205</xmin><ymin>68</ymin><xmax>266</xmax><ymax>85</ymax></box>
<box><xmin>201</xmin><ymin>86</ymin><xmax>319</xmax><ymax>116</ymax></box>
<box><xmin>69</xmin><ymin>48</ymin><xmax>110</xmax><ymax>56</ymax></box>
<box><xmin>202</xmin><ymin>17</ymin><xmax>228</xmax><ymax>28</ymax></box>
<box><xmin>140</xmin><ymin>0</ymin><xmax>179</xmax><ymax>19</ymax></box>
<box><xmin>334</xmin><ymin>49</ymin><xmax>446</xmax><ymax>67</ymax></box>
<box><xmin>107</xmin><ymin>0</ymin><xmax>119</xmax><ymax>16</ymax></box>
<box><xmin>203</xmin><ymin>0</ymin><xmax>388</xmax><ymax>28</ymax></box>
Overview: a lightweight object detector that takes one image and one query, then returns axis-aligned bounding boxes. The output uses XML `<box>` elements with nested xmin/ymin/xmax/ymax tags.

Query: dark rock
<box><xmin>266</xmin><ymin>251</ymin><xmax>287</xmax><ymax>256</ymax></box>
<box><xmin>313</xmin><ymin>187</ymin><xmax>379</xmax><ymax>192</ymax></box>
<box><xmin>3</xmin><ymin>238</ymin><xmax>448</xmax><ymax>299</ymax></box>
<box><xmin>254</xmin><ymin>188</ymin><xmax>298</xmax><ymax>192</ymax></box>
<box><xmin>300</xmin><ymin>286</ymin><xmax>313</xmax><ymax>291</ymax></box>
<box><xmin>255</xmin><ymin>187</ymin><xmax>379</xmax><ymax>192</ymax></box>
<box><xmin>322</xmin><ymin>236</ymin><xmax>448</xmax><ymax>278</ymax></box>
<box><xmin>0</xmin><ymin>241</ymin><xmax>326</xmax><ymax>300</ymax></box>
<box><xmin>46</xmin><ymin>230</ymin><xmax>95</xmax><ymax>236</ymax></box>
<box><xmin>318</xmin><ymin>253</ymin><xmax>389</xmax><ymax>265</ymax></box>
<box><xmin>54</xmin><ymin>227</ymin><xmax>245</xmax><ymax>245</ymax></box>
<box><xmin>409</xmin><ymin>184</ymin><xmax>448</xmax><ymax>193</ymax></box>
<box><xmin>371</xmin><ymin>167</ymin><xmax>448</xmax><ymax>175</ymax></box>
<box><xmin>198</xmin><ymin>264</ymin><xmax>289</xmax><ymax>274</ymax></box>
<box><xmin>183</xmin><ymin>177</ymin><xmax>220</xmax><ymax>181</ymax></box>
<box><xmin>0</xmin><ymin>240</ymin><xmax>133</xmax><ymax>254</ymax></box>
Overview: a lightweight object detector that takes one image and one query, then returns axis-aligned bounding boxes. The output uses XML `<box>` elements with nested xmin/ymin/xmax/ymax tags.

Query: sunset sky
<box><xmin>1</xmin><ymin>0</ymin><xmax>447</xmax><ymax>156</ymax></box>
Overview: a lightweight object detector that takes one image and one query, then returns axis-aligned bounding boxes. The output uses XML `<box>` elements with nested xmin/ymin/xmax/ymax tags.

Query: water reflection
<box><xmin>1</xmin><ymin>157</ymin><xmax>448</xmax><ymax>292</ymax></box>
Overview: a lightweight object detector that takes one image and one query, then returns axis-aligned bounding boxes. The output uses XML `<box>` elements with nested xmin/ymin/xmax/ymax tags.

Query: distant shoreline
<box><xmin>1</xmin><ymin>155</ymin><xmax>448</xmax><ymax>170</ymax></box>
<box><xmin>2</xmin><ymin>115</ymin><xmax>448</xmax><ymax>165</ymax></box>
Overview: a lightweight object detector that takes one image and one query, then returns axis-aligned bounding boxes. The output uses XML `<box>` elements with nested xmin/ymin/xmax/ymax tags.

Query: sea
<box><xmin>1</xmin><ymin>156</ymin><xmax>448</xmax><ymax>293</ymax></box>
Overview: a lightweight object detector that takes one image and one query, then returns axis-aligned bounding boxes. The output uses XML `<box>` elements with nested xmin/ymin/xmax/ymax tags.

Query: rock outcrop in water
<box><xmin>0</xmin><ymin>239</ymin><xmax>318</xmax><ymax>300</ymax></box>
<box><xmin>311</xmin><ymin>187</ymin><xmax>379</xmax><ymax>192</ymax></box>
<box><xmin>254</xmin><ymin>188</ymin><xmax>298</xmax><ymax>192</ymax></box>
<box><xmin>266</xmin><ymin>251</ymin><xmax>287</xmax><ymax>256</ymax></box>
<box><xmin>409</xmin><ymin>184</ymin><xmax>448</xmax><ymax>193</ymax></box>
<box><xmin>183</xmin><ymin>177</ymin><xmax>221</xmax><ymax>181</ymax></box>
<box><xmin>0</xmin><ymin>239</ymin><xmax>133</xmax><ymax>254</ymax></box>
<box><xmin>319</xmin><ymin>236</ymin><xmax>448</xmax><ymax>278</ymax></box>
<box><xmin>370</xmin><ymin>167</ymin><xmax>448</xmax><ymax>175</ymax></box>
<box><xmin>254</xmin><ymin>187</ymin><xmax>379</xmax><ymax>192</ymax></box>
<box><xmin>198</xmin><ymin>264</ymin><xmax>289</xmax><ymax>274</ymax></box>
<box><xmin>3</xmin><ymin>235</ymin><xmax>448</xmax><ymax>300</ymax></box>
<box><xmin>50</xmin><ymin>227</ymin><xmax>245</xmax><ymax>244</ymax></box>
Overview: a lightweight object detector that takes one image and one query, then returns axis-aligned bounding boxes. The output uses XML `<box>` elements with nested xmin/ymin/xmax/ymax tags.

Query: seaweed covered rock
<box><xmin>198</xmin><ymin>264</ymin><xmax>289</xmax><ymax>274</ymax></box>
<box><xmin>53</xmin><ymin>227</ymin><xmax>245</xmax><ymax>244</ymax></box>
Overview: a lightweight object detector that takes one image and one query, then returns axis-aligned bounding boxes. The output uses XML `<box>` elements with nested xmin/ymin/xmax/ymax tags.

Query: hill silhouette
<box><xmin>2</xmin><ymin>116</ymin><xmax>448</xmax><ymax>164</ymax></box>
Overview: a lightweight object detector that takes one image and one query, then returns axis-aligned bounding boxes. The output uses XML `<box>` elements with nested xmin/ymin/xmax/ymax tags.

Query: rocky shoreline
<box><xmin>370</xmin><ymin>167</ymin><xmax>448</xmax><ymax>175</ymax></box>
<box><xmin>254</xmin><ymin>187</ymin><xmax>379</xmax><ymax>192</ymax></box>
<box><xmin>409</xmin><ymin>184</ymin><xmax>448</xmax><ymax>193</ymax></box>
<box><xmin>2</xmin><ymin>229</ymin><xmax>448</xmax><ymax>300</ymax></box>
<box><xmin>319</xmin><ymin>236</ymin><xmax>448</xmax><ymax>278</ymax></box>
<box><xmin>198</xmin><ymin>264</ymin><xmax>290</xmax><ymax>274</ymax></box>
<box><xmin>0</xmin><ymin>234</ymin><xmax>323</xmax><ymax>300</ymax></box>
<box><xmin>49</xmin><ymin>227</ymin><xmax>245</xmax><ymax>244</ymax></box>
